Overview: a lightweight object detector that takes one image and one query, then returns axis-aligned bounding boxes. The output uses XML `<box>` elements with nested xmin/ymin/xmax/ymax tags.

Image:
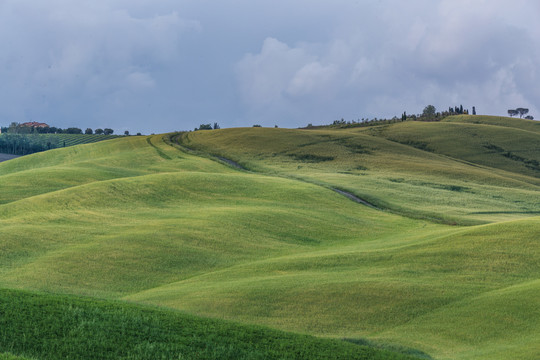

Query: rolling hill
<box><xmin>0</xmin><ymin>115</ymin><xmax>538</xmax><ymax>359</ymax></box>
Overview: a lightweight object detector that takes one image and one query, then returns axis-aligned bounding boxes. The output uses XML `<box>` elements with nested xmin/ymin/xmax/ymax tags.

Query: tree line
<box><xmin>0</xmin><ymin>133</ymin><xmax>55</xmax><ymax>155</ymax></box>
<box><xmin>1</xmin><ymin>122</ymin><xmax>115</xmax><ymax>135</ymax></box>
<box><xmin>507</xmin><ymin>108</ymin><xmax>534</xmax><ymax>120</ymax></box>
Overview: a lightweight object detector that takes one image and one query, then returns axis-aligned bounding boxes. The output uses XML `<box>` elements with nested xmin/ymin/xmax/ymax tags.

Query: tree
<box><xmin>213</xmin><ymin>122</ymin><xmax>220</xmax><ymax>130</ymax></box>
<box><xmin>95</xmin><ymin>128</ymin><xmax>104</xmax><ymax>135</ymax></box>
<box><xmin>525</xmin><ymin>115</ymin><xmax>534</xmax><ymax>120</ymax></box>
<box><xmin>65</xmin><ymin>127</ymin><xmax>82</xmax><ymax>134</ymax></box>
<box><xmin>422</xmin><ymin>105</ymin><xmax>436</xmax><ymax>118</ymax></box>
<box><xmin>196</xmin><ymin>124</ymin><xmax>212</xmax><ymax>130</ymax></box>
<box><xmin>8</xmin><ymin>122</ymin><xmax>19</xmax><ymax>133</ymax></box>
<box><xmin>103</xmin><ymin>128</ymin><xmax>114</xmax><ymax>135</ymax></box>
<box><xmin>472</xmin><ymin>106</ymin><xmax>476</xmax><ymax>115</ymax></box>
<box><xmin>85</xmin><ymin>128</ymin><xmax>93</xmax><ymax>135</ymax></box>
<box><xmin>124</xmin><ymin>130</ymin><xmax>129</xmax><ymax>136</ymax></box>
<box><xmin>508</xmin><ymin>109</ymin><xmax>519</xmax><ymax>117</ymax></box>
<box><xmin>516</xmin><ymin>108</ymin><xmax>529</xmax><ymax>118</ymax></box>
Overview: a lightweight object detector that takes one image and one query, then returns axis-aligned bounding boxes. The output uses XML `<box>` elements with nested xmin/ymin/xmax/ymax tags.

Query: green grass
<box><xmin>36</xmin><ymin>133</ymin><xmax>121</xmax><ymax>147</ymax></box>
<box><xmin>179</xmin><ymin>120</ymin><xmax>540</xmax><ymax>225</ymax></box>
<box><xmin>126</xmin><ymin>216</ymin><xmax>540</xmax><ymax>360</ymax></box>
<box><xmin>0</xmin><ymin>288</ymin><xmax>419</xmax><ymax>360</ymax></box>
<box><xmin>0</xmin><ymin>118</ymin><xmax>539</xmax><ymax>359</ymax></box>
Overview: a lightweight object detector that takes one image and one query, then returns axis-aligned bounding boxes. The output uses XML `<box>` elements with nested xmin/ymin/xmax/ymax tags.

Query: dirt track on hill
<box><xmin>215</xmin><ymin>154</ymin><xmax>380</xmax><ymax>210</ymax></box>
<box><xmin>0</xmin><ymin>153</ymin><xmax>20</xmax><ymax>163</ymax></box>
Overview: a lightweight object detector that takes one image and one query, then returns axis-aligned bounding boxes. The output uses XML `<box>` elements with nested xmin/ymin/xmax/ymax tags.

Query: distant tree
<box><xmin>124</xmin><ymin>130</ymin><xmax>129</xmax><ymax>136</ymax></box>
<box><xmin>525</xmin><ymin>115</ymin><xmax>534</xmax><ymax>120</ymax></box>
<box><xmin>85</xmin><ymin>128</ymin><xmax>93</xmax><ymax>135</ymax></box>
<box><xmin>472</xmin><ymin>106</ymin><xmax>476</xmax><ymax>115</ymax></box>
<box><xmin>459</xmin><ymin>105</ymin><xmax>463</xmax><ymax>114</ymax></box>
<box><xmin>196</xmin><ymin>124</ymin><xmax>212</xmax><ymax>130</ymax></box>
<box><xmin>136</xmin><ymin>132</ymin><xmax>142</xmax><ymax>136</ymax></box>
<box><xmin>401</xmin><ymin>111</ymin><xmax>407</xmax><ymax>121</ymax></box>
<box><xmin>252</xmin><ymin>124</ymin><xmax>262</xmax><ymax>127</ymax></box>
<box><xmin>103</xmin><ymin>128</ymin><xmax>114</xmax><ymax>135</ymax></box>
<box><xmin>213</xmin><ymin>122</ymin><xmax>220</xmax><ymax>130</ymax></box>
<box><xmin>516</xmin><ymin>108</ymin><xmax>529</xmax><ymax>118</ymax></box>
<box><xmin>508</xmin><ymin>109</ymin><xmax>519</xmax><ymax>117</ymax></box>
<box><xmin>65</xmin><ymin>127</ymin><xmax>82</xmax><ymax>134</ymax></box>
<box><xmin>8</xmin><ymin>122</ymin><xmax>21</xmax><ymax>133</ymax></box>
<box><xmin>95</xmin><ymin>128</ymin><xmax>104</xmax><ymax>135</ymax></box>
<box><xmin>422</xmin><ymin>105</ymin><xmax>436</xmax><ymax>118</ymax></box>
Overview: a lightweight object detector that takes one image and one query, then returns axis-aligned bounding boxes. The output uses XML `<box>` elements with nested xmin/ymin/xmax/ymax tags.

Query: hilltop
<box><xmin>0</xmin><ymin>115</ymin><xmax>539</xmax><ymax>360</ymax></box>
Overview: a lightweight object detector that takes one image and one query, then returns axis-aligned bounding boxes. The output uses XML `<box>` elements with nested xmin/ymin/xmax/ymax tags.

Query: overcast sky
<box><xmin>1</xmin><ymin>0</ymin><xmax>539</xmax><ymax>134</ymax></box>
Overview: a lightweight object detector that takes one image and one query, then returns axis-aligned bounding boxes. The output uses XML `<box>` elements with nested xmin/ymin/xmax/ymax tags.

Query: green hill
<box><xmin>179</xmin><ymin>116</ymin><xmax>540</xmax><ymax>224</ymax></box>
<box><xmin>0</xmin><ymin>288</ymin><xmax>419</xmax><ymax>360</ymax></box>
<box><xmin>0</xmin><ymin>116</ymin><xmax>539</xmax><ymax>359</ymax></box>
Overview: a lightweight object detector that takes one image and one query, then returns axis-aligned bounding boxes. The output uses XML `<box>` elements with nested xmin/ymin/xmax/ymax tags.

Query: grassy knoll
<box><xmin>0</xmin><ymin>135</ymin><xmax>444</xmax><ymax>299</ymax></box>
<box><xmin>443</xmin><ymin>114</ymin><xmax>540</xmax><ymax>133</ymax></box>
<box><xmin>127</xmin><ymin>216</ymin><xmax>540</xmax><ymax>359</ymax></box>
<box><xmin>179</xmin><ymin>120</ymin><xmax>540</xmax><ymax>224</ymax></box>
<box><xmin>374</xmin><ymin>116</ymin><xmax>540</xmax><ymax>178</ymax></box>
<box><xmin>0</xmin><ymin>120</ymin><xmax>539</xmax><ymax>360</ymax></box>
<box><xmin>0</xmin><ymin>289</ymin><xmax>418</xmax><ymax>360</ymax></box>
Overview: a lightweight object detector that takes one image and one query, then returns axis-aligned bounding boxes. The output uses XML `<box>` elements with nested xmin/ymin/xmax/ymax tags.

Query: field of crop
<box><xmin>39</xmin><ymin>133</ymin><xmax>121</xmax><ymax>147</ymax></box>
<box><xmin>0</xmin><ymin>133</ymin><xmax>120</xmax><ymax>155</ymax></box>
<box><xmin>0</xmin><ymin>115</ymin><xmax>538</xmax><ymax>359</ymax></box>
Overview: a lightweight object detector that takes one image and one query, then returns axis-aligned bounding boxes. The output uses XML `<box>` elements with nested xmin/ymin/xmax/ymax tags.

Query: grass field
<box><xmin>179</xmin><ymin>116</ymin><xmax>540</xmax><ymax>225</ymax></box>
<box><xmin>0</xmin><ymin>289</ymin><xmax>420</xmax><ymax>360</ymax></box>
<box><xmin>0</xmin><ymin>115</ymin><xmax>539</xmax><ymax>359</ymax></box>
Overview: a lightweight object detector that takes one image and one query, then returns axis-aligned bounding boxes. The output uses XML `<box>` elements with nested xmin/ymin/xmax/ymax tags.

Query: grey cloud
<box><xmin>0</xmin><ymin>0</ymin><xmax>539</xmax><ymax>133</ymax></box>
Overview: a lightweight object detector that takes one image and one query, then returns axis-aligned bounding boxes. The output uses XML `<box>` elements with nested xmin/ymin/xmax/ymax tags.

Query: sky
<box><xmin>1</xmin><ymin>0</ymin><xmax>539</xmax><ymax>134</ymax></box>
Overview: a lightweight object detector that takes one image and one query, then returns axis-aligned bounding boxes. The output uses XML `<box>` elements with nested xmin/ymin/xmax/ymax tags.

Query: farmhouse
<box><xmin>22</xmin><ymin>121</ymin><xmax>49</xmax><ymax>128</ymax></box>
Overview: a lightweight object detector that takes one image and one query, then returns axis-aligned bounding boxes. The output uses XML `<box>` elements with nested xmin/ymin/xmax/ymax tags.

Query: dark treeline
<box><xmin>306</xmin><ymin>104</ymin><xmax>476</xmax><ymax>129</ymax></box>
<box><xmin>0</xmin><ymin>134</ymin><xmax>55</xmax><ymax>155</ymax></box>
<box><xmin>1</xmin><ymin>123</ymin><xmax>114</xmax><ymax>135</ymax></box>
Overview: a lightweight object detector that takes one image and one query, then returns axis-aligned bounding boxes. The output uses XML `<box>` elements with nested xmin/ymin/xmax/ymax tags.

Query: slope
<box><xmin>178</xmin><ymin>123</ymin><xmax>540</xmax><ymax>224</ymax></box>
<box><xmin>0</xmin><ymin>288</ymin><xmax>420</xmax><ymax>360</ymax></box>
<box><xmin>1</xmin><ymin>126</ymin><xmax>539</xmax><ymax>360</ymax></box>
<box><xmin>0</xmin><ymin>135</ymin><xmax>442</xmax><ymax>299</ymax></box>
<box><xmin>127</xmin><ymin>216</ymin><xmax>540</xmax><ymax>360</ymax></box>
<box><xmin>372</xmin><ymin>115</ymin><xmax>540</xmax><ymax>178</ymax></box>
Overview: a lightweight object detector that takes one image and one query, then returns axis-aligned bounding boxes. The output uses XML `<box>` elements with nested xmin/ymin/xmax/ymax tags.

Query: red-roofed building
<box><xmin>22</xmin><ymin>122</ymin><xmax>49</xmax><ymax>128</ymax></box>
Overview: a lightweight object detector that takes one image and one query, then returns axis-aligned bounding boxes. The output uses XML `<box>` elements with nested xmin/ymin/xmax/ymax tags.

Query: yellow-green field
<box><xmin>0</xmin><ymin>115</ymin><xmax>539</xmax><ymax>359</ymax></box>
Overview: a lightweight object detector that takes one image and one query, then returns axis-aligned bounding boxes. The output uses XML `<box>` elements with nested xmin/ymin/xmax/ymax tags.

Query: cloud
<box><xmin>286</xmin><ymin>62</ymin><xmax>337</xmax><ymax>97</ymax></box>
<box><xmin>0</xmin><ymin>0</ymin><xmax>539</xmax><ymax>132</ymax></box>
<box><xmin>0</xmin><ymin>0</ymin><xmax>199</xmax><ymax>131</ymax></box>
<box><xmin>234</xmin><ymin>0</ymin><xmax>540</xmax><ymax>125</ymax></box>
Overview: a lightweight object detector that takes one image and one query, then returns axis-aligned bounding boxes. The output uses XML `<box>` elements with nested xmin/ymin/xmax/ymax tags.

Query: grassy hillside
<box><xmin>179</xmin><ymin>117</ymin><xmax>540</xmax><ymax>224</ymax></box>
<box><xmin>128</xmin><ymin>216</ymin><xmax>540</xmax><ymax>359</ymax></box>
<box><xmin>0</xmin><ymin>289</ymin><xmax>419</xmax><ymax>360</ymax></box>
<box><xmin>0</xmin><ymin>117</ymin><xmax>539</xmax><ymax>359</ymax></box>
<box><xmin>373</xmin><ymin>117</ymin><xmax>540</xmax><ymax>178</ymax></box>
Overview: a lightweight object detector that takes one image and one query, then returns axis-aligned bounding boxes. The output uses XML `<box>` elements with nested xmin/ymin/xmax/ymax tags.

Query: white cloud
<box><xmin>125</xmin><ymin>71</ymin><xmax>156</xmax><ymax>89</ymax></box>
<box><xmin>236</xmin><ymin>38</ymin><xmax>315</xmax><ymax>105</ymax></box>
